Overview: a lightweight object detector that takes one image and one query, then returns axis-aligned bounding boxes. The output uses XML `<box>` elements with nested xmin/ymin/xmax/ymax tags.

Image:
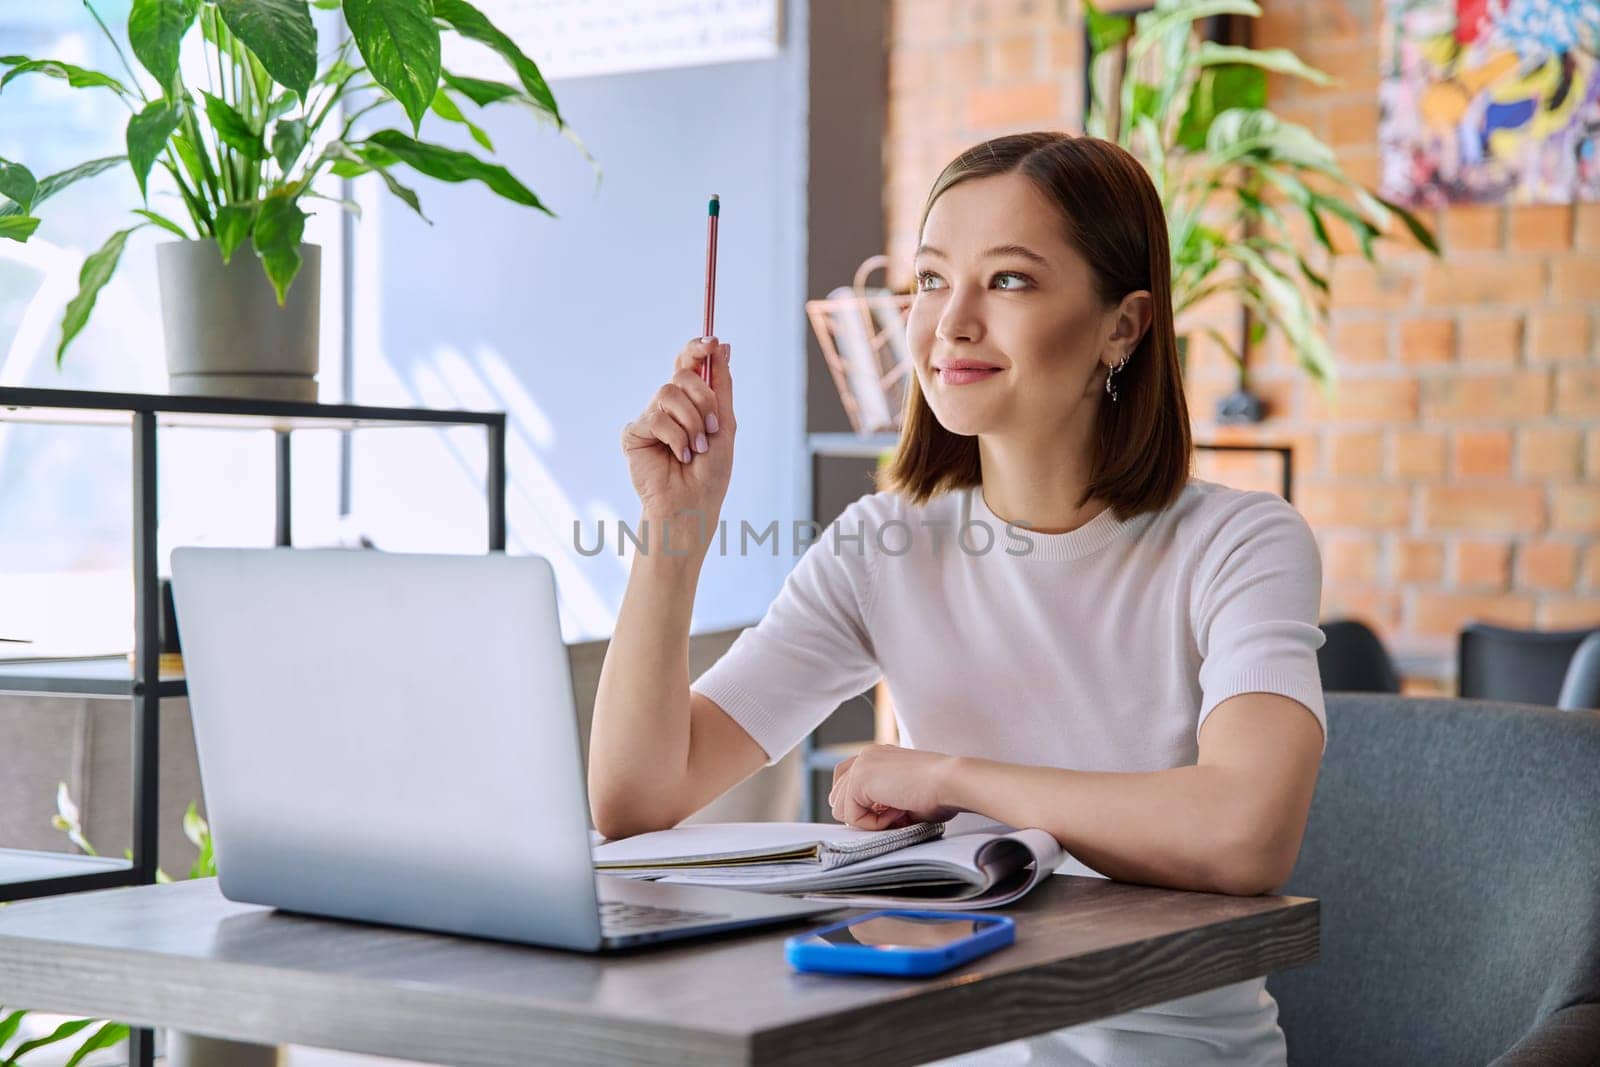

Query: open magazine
<box><xmin>592</xmin><ymin>817</ymin><xmax>1067</xmax><ymax>910</ymax></box>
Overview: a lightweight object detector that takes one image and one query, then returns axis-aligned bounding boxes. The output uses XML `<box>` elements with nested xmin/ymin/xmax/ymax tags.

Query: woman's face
<box><xmin>907</xmin><ymin>172</ymin><xmax>1136</xmax><ymax>440</ymax></box>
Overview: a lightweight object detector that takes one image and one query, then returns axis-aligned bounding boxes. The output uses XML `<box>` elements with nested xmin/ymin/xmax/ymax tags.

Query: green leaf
<box><xmin>9</xmin><ymin>1017</ymin><xmax>97</xmax><ymax>1059</ymax></box>
<box><xmin>183</xmin><ymin>801</ymin><xmax>206</xmax><ymax>848</ymax></box>
<box><xmin>271</xmin><ymin>116</ymin><xmax>308</xmax><ymax>171</ymax></box>
<box><xmin>0</xmin><ymin>158</ymin><xmax>36</xmax><ymax>212</ymax></box>
<box><xmin>1196</xmin><ymin>43</ymin><xmax>1332</xmax><ymax>86</ymax></box>
<box><xmin>430</xmin><ymin>90</ymin><xmax>493</xmax><ymax>151</ymax></box>
<box><xmin>62</xmin><ymin>1021</ymin><xmax>131</xmax><ymax>1067</ymax></box>
<box><xmin>216</xmin><ymin>0</ymin><xmax>317</xmax><ymax>99</ymax></box>
<box><xmin>1197</xmin><ymin>325</ymin><xmax>1243</xmax><ymax>367</ymax></box>
<box><xmin>1084</xmin><ymin>1</ymin><xmax>1132</xmax><ymax>53</ymax></box>
<box><xmin>1312</xmin><ymin>191</ymin><xmax>1379</xmax><ymax>258</ymax></box>
<box><xmin>215</xmin><ymin>203</ymin><xmax>257</xmax><ymax>262</ymax></box>
<box><xmin>327</xmin><ymin>141</ymin><xmax>428</xmax><ymax>219</ymax></box>
<box><xmin>1175</xmin><ymin>64</ymin><xmax>1265</xmax><ymax>151</ymax></box>
<box><xmin>57</xmin><ymin>225</ymin><xmax>144</xmax><ymax>366</ymax></box>
<box><xmin>133</xmin><ymin>207</ymin><xmax>190</xmax><ymax>238</ymax></box>
<box><xmin>440</xmin><ymin>69</ymin><xmax>521</xmax><ymax>106</ymax></box>
<box><xmin>266</xmin><ymin>89</ymin><xmax>298</xmax><ymax>120</ymax></box>
<box><xmin>0</xmin><ymin>1008</ymin><xmax>27</xmax><ymax>1047</ymax></box>
<box><xmin>202</xmin><ymin>91</ymin><xmax>266</xmax><ymax>159</ymax></box>
<box><xmin>305</xmin><ymin>191</ymin><xmax>362</xmax><ymax>218</ymax></box>
<box><xmin>1128</xmin><ymin>83</ymin><xmax>1160</xmax><ymax>127</ymax></box>
<box><xmin>0</xmin><ymin>58</ymin><xmax>131</xmax><ymax>97</ymax></box>
<box><xmin>127</xmin><ymin>100</ymin><xmax>184</xmax><ymax>200</ymax></box>
<box><xmin>1128</xmin><ymin>0</ymin><xmax>1260</xmax><ymax>68</ymax></box>
<box><xmin>1205</xmin><ymin>107</ymin><xmax>1339</xmax><ymax>172</ymax></box>
<box><xmin>344</xmin><ymin>0</ymin><xmax>440</xmax><ymax>133</ymax></box>
<box><xmin>1293</xmin><ymin>254</ymin><xmax>1329</xmax><ymax>294</ymax></box>
<box><xmin>170</xmin><ymin>127</ymin><xmax>207</xmax><ymax>185</ymax></box>
<box><xmin>1375</xmin><ymin>194</ymin><xmax>1440</xmax><ymax>254</ymax></box>
<box><xmin>433</xmin><ymin>0</ymin><xmax>560</xmax><ymax>123</ymax></box>
<box><xmin>251</xmin><ymin>192</ymin><xmax>307</xmax><ymax>304</ymax></box>
<box><xmin>184</xmin><ymin>801</ymin><xmax>217</xmax><ymax>878</ymax></box>
<box><xmin>363</xmin><ymin>129</ymin><xmax>548</xmax><ymax>212</ymax></box>
<box><xmin>0</xmin><ymin>156</ymin><xmax>124</xmax><ymax>219</ymax></box>
<box><xmin>317</xmin><ymin>55</ymin><xmax>360</xmax><ymax>88</ymax></box>
<box><xmin>1134</xmin><ymin>114</ymin><xmax>1165</xmax><ymax>181</ymax></box>
<box><xmin>2</xmin><ymin>156</ymin><xmax>124</xmax><ymax>218</ymax></box>
<box><xmin>130</xmin><ymin>0</ymin><xmax>201</xmax><ymax>89</ymax></box>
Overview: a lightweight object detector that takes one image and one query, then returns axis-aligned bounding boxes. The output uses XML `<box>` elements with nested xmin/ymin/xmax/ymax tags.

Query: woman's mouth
<box><xmin>936</xmin><ymin>365</ymin><xmax>1003</xmax><ymax>385</ymax></box>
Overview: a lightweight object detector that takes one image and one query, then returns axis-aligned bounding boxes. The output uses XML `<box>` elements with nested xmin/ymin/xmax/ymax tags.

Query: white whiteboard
<box><xmin>442</xmin><ymin>0</ymin><xmax>783</xmax><ymax>81</ymax></box>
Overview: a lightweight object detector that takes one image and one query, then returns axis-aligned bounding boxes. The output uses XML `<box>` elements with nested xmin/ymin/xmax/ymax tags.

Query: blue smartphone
<box><xmin>784</xmin><ymin>910</ymin><xmax>1015</xmax><ymax>977</ymax></box>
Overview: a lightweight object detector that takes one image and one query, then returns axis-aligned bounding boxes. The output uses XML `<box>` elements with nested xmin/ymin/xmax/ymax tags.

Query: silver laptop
<box><xmin>170</xmin><ymin>548</ymin><xmax>836</xmax><ymax>951</ymax></box>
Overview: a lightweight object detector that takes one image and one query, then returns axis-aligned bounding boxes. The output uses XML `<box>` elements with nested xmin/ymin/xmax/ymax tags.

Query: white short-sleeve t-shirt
<box><xmin>691</xmin><ymin>478</ymin><xmax>1326</xmax><ymax>1067</ymax></box>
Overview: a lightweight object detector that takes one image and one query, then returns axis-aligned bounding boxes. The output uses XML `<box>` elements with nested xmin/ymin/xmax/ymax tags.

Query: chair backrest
<box><xmin>1316</xmin><ymin>618</ymin><xmax>1400</xmax><ymax>693</ymax></box>
<box><xmin>1558</xmin><ymin>631</ymin><xmax>1600</xmax><ymax>711</ymax></box>
<box><xmin>1269</xmin><ymin>694</ymin><xmax>1600</xmax><ymax>1065</ymax></box>
<box><xmin>567</xmin><ymin>627</ymin><xmax>745</xmax><ymax>773</ymax></box>
<box><xmin>568</xmin><ymin>627</ymin><xmax>801</xmax><ymax>824</ymax></box>
<box><xmin>1457</xmin><ymin>622</ymin><xmax>1597</xmax><ymax>705</ymax></box>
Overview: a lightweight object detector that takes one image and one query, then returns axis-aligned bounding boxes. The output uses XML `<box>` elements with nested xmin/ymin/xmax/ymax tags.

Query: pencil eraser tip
<box><xmin>709</xmin><ymin>195</ymin><xmax>720</xmax><ymax>216</ymax></box>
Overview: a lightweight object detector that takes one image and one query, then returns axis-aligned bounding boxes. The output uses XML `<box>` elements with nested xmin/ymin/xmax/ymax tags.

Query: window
<box><xmin>0</xmin><ymin>5</ymin><xmax>344</xmax><ymax>656</ymax></box>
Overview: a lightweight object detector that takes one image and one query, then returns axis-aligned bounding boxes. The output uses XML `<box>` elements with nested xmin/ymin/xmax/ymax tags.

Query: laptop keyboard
<box><xmin>599</xmin><ymin>899</ymin><xmax>733</xmax><ymax>933</ymax></box>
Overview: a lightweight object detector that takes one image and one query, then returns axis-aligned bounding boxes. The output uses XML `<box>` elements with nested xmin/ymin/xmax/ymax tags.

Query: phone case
<box><xmin>784</xmin><ymin>909</ymin><xmax>1015</xmax><ymax>977</ymax></box>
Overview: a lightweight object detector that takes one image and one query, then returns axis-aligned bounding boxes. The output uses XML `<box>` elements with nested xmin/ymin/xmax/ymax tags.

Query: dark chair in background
<box><xmin>1270</xmin><ymin>694</ymin><xmax>1600</xmax><ymax>1065</ymax></box>
<box><xmin>1457</xmin><ymin>622</ymin><xmax>1598</xmax><ymax>706</ymax></box>
<box><xmin>1557</xmin><ymin>631</ymin><xmax>1600</xmax><ymax>712</ymax></box>
<box><xmin>1316</xmin><ymin>619</ymin><xmax>1401</xmax><ymax>693</ymax></box>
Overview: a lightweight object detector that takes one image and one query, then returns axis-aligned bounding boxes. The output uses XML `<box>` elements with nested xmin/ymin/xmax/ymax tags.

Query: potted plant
<box><xmin>0</xmin><ymin>0</ymin><xmax>589</xmax><ymax>400</ymax></box>
<box><xmin>1085</xmin><ymin>0</ymin><xmax>1438</xmax><ymax>421</ymax></box>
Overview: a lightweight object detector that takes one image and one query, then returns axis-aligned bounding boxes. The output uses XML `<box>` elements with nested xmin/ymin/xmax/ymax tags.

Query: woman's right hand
<box><xmin>621</xmin><ymin>336</ymin><xmax>735</xmax><ymax>527</ymax></box>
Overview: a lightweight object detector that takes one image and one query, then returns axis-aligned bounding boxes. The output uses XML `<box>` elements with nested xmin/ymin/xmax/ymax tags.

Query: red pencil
<box><xmin>701</xmin><ymin>194</ymin><xmax>719</xmax><ymax>386</ymax></box>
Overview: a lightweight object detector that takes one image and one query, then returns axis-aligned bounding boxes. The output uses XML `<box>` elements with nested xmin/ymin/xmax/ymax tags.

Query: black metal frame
<box><xmin>0</xmin><ymin>387</ymin><xmax>508</xmax><ymax>1067</ymax></box>
<box><xmin>0</xmin><ymin>385</ymin><xmax>508</xmax><ymax>901</ymax></box>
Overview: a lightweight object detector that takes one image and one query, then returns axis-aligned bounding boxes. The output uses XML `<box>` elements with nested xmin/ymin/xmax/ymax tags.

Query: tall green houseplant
<box><xmin>1085</xmin><ymin>0</ymin><xmax>1437</xmax><ymax>409</ymax></box>
<box><xmin>0</xmin><ymin>0</ymin><xmax>590</xmax><ymax>367</ymax></box>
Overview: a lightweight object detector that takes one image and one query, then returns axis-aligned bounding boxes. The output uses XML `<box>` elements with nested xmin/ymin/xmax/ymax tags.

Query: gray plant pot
<box><xmin>156</xmin><ymin>239</ymin><xmax>320</xmax><ymax>402</ymax></box>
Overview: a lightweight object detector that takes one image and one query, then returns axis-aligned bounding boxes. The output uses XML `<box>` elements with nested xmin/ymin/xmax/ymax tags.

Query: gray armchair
<box><xmin>1269</xmin><ymin>694</ymin><xmax>1600</xmax><ymax>1065</ymax></box>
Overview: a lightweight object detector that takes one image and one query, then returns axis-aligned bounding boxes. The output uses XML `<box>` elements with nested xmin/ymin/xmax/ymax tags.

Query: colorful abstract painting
<box><xmin>1381</xmin><ymin>0</ymin><xmax>1600</xmax><ymax>205</ymax></box>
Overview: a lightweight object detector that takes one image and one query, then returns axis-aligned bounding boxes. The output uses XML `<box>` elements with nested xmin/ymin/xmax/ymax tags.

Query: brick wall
<box><xmin>883</xmin><ymin>0</ymin><xmax>1599</xmax><ymax>684</ymax></box>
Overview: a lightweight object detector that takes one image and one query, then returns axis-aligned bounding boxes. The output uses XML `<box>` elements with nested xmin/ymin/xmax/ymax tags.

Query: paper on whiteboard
<box><xmin>442</xmin><ymin>0</ymin><xmax>782</xmax><ymax>82</ymax></box>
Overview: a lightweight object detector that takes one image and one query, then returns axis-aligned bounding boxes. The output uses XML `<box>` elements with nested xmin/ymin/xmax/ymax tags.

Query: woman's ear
<box><xmin>1103</xmin><ymin>290</ymin><xmax>1153</xmax><ymax>365</ymax></box>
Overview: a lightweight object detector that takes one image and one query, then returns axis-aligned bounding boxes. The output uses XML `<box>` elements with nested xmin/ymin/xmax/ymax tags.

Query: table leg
<box><xmin>167</xmin><ymin>1031</ymin><xmax>280</xmax><ymax>1067</ymax></box>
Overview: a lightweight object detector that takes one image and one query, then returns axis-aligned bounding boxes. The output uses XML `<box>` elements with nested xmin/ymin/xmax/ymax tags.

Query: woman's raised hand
<box><xmin>621</xmin><ymin>337</ymin><xmax>735</xmax><ymax>528</ymax></box>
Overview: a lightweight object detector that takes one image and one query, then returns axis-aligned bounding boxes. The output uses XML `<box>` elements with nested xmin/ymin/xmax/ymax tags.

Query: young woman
<box><xmin>591</xmin><ymin>132</ymin><xmax>1326</xmax><ymax>1066</ymax></box>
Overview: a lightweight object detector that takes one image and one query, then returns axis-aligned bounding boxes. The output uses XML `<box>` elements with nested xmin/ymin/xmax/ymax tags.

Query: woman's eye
<box><xmin>993</xmin><ymin>272</ymin><xmax>1030</xmax><ymax>290</ymax></box>
<box><xmin>915</xmin><ymin>271</ymin><xmax>944</xmax><ymax>291</ymax></box>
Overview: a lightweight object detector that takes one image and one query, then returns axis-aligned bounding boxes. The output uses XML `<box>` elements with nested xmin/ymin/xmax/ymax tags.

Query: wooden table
<box><xmin>0</xmin><ymin>876</ymin><xmax>1317</xmax><ymax>1066</ymax></box>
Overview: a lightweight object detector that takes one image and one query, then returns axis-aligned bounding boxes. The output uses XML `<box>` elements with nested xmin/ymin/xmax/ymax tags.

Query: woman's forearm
<box><xmin>939</xmin><ymin>757</ymin><xmax>1291</xmax><ymax>895</ymax></box>
<box><xmin>587</xmin><ymin>514</ymin><xmax>708</xmax><ymax>837</ymax></box>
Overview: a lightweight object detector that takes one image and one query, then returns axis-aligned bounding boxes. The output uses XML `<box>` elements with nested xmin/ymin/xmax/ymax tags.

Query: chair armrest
<box><xmin>1491</xmin><ymin>1003</ymin><xmax>1600</xmax><ymax>1066</ymax></box>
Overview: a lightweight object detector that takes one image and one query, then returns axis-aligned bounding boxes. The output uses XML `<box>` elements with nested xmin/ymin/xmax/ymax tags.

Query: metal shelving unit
<box><xmin>797</xmin><ymin>431</ymin><xmax>1295</xmax><ymax>820</ymax></box>
<box><xmin>0</xmin><ymin>386</ymin><xmax>508</xmax><ymax>1067</ymax></box>
<box><xmin>0</xmin><ymin>386</ymin><xmax>508</xmax><ymax>902</ymax></box>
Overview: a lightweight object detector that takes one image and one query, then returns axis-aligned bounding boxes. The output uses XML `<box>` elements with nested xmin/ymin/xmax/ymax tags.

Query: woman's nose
<box><xmin>935</xmin><ymin>288</ymin><xmax>984</xmax><ymax>343</ymax></box>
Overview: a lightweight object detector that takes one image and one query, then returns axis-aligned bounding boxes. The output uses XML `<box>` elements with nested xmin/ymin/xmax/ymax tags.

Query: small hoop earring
<box><xmin>1104</xmin><ymin>356</ymin><xmax>1130</xmax><ymax>402</ymax></box>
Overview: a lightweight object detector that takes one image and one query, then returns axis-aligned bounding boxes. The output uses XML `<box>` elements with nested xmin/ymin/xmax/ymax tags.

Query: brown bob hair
<box><xmin>881</xmin><ymin>132</ymin><xmax>1192</xmax><ymax>520</ymax></box>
